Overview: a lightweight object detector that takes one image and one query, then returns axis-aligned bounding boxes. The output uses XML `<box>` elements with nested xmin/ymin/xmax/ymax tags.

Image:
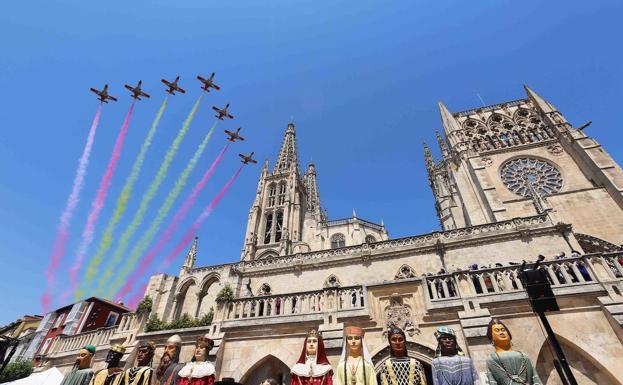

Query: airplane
<box><xmin>239</xmin><ymin>152</ymin><xmax>257</xmax><ymax>165</ymax></box>
<box><xmin>90</xmin><ymin>84</ymin><xmax>117</xmax><ymax>103</ymax></box>
<box><xmin>576</xmin><ymin>121</ymin><xmax>592</xmax><ymax>131</ymax></box>
<box><xmin>224</xmin><ymin>127</ymin><xmax>245</xmax><ymax>142</ymax></box>
<box><xmin>124</xmin><ymin>80</ymin><xmax>151</xmax><ymax>100</ymax></box>
<box><xmin>212</xmin><ymin>104</ymin><xmax>234</xmax><ymax>120</ymax></box>
<box><xmin>197</xmin><ymin>73</ymin><xmax>221</xmax><ymax>92</ymax></box>
<box><xmin>161</xmin><ymin>76</ymin><xmax>186</xmax><ymax>95</ymax></box>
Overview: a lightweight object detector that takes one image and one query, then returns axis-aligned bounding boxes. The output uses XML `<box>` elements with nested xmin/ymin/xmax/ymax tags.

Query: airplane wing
<box><xmin>161</xmin><ymin>79</ymin><xmax>171</xmax><ymax>86</ymax></box>
<box><xmin>109</xmin><ymin>96</ymin><xmax>118</xmax><ymax>101</ymax></box>
<box><xmin>238</xmin><ymin>154</ymin><xmax>245</xmax><ymax>159</ymax></box>
<box><xmin>250</xmin><ymin>159</ymin><xmax>257</xmax><ymax>164</ymax></box>
<box><xmin>124</xmin><ymin>85</ymin><xmax>133</xmax><ymax>90</ymax></box>
<box><xmin>178</xmin><ymin>88</ymin><xmax>186</xmax><ymax>94</ymax></box>
<box><xmin>90</xmin><ymin>88</ymin><xmax>100</xmax><ymax>94</ymax></box>
<box><xmin>141</xmin><ymin>91</ymin><xmax>151</xmax><ymax>98</ymax></box>
<box><xmin>212</xmin><ymin>106</ymin><xmax>220</xmax><ymax>112</ymax></box>
<box><xmin>238</xmin><ymin>135</ymin><xmax>245</xmax><ymax>141</ymax></box>
<box><xmin>197</xmin><ymin>75</ymin><xmax>206</xmax><ymax>82</ymax></box>
<box><xmin>213</xmin><ymin>84</ymin><xmax>221</xmax><ymax>90</ymax></box>
<box><xmin>224</xmin><ymin>130</ymin><xmax>233</xmax><ymax>135</ymax></box>
<box><xmin>227</xmin><ymin>113</ymin><xmax>234</xmax><ymax>119</ymax></box>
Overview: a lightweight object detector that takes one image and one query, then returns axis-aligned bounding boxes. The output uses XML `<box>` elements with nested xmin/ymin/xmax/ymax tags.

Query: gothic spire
<box><xmin>304</xmin><ymin>162</ymin><xmax>322</xmax><ymax>215</ymax></box>
<box><xmin>423</xmin><ymin>142</ymin><xmax>435</xmax><ymax>172</ymax></box>
<box><xmin>182</xmin><ymin>236</ymin><xmax>198</xmax><ymax>271</ymax></box>
<box><xmin>273</xmin><ymin>121</ymin><xmax>300</xmax><ymax>174</ymax></box>
<box><xmin>438</xmin><ymin>102</ymin><xmax>462</xmax><ymax>134</ymax></box>
<box><xmin>524</xmin><ymin>85</ymin><xmax>557</xmax><ymax>113</ymax></box>
<box><xmin>435</xmin><ymin>130</ymin><xmax>449</xmax><ymax>158</ymax></box>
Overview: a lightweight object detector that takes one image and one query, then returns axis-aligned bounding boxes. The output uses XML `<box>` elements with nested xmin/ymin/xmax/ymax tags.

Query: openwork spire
<box><xmin>435</xmin><ymin>130</ymin><xmax>449</xmax><ymax>158</ymax></box>
<box><xmin>438</xmin><ymin>101</ymin><xmax>461</xmax><ymax>134</ymax></box>
<box><xmin>423</xmin><ymin>142</ymin><xmax>434</xmax><ymax>172</ymax></box>
<box><xmin>304</xmin><ymin>162</ymin><xmax>322</xmax><ymax>214</ymax></box>
<box><xmin>273</xmin><ymin>121</ymin><xmax>300</xmax><ymax>174</ymax></box>
<box><xmin>182</xmin><ymin>236</ymin><xmax>198</xmax><ymax>270</ymax></box>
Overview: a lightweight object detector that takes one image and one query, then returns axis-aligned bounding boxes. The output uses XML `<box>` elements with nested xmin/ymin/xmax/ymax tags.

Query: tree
<box><xmin>136</xmin><ymin>296</ymin><xmax>153</xmax><ymax>316</ymax></box>
<box><xmin>145</xmin><ymin>314</ymin><xmax>165</xmax><ymax>332</ymax></box>
<box><xmin>216</xmin><ymin>284</ymin><xmax>234</xmax><ymax>304</ymax></box>
<box><xmin>0</xmin><ymin>360</ymin><xmax>33</xmax><ymax>383</ymax></box>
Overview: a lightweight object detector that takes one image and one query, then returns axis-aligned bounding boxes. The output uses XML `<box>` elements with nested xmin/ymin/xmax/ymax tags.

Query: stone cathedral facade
<box><xmin>42</xmin><ymin>87</ymin><xmax>623</xmax><ymax>385</ymax></box>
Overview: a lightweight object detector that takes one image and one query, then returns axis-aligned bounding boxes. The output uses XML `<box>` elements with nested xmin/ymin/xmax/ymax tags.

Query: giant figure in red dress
<box><xmin>175</xmin><ymin>336</ymin><xmax>216</xmax><ymax>385</ymax></box>
<box><xmin>290</xmin><ymin>330</ymin><xmax>333</xmax><ymax>385</ymax></box>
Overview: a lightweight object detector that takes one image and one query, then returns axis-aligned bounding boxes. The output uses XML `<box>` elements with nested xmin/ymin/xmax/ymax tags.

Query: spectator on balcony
<box><xmin>571</xmin><ymin>250</ymin><xmax>581</xmax><ymax>258</ymax></box>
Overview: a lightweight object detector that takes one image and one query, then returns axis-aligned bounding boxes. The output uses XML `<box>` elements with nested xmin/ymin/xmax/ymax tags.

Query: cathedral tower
<box><xmin>426</xmin><ymin>86</ymin><xmax>623</xmax><ymax>246</ymax></box>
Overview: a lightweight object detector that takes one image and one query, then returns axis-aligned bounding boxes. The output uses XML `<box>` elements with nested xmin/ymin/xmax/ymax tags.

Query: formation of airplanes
<box><xmin>90</xmin><ymin>73</ymin><xmax>257</xmax><ymax>166</ymax></box>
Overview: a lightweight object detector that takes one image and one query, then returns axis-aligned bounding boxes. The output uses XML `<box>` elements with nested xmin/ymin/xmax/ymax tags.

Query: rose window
<box><xmin>501</xmin><ymin>158</ymin><xmax>563</xmax><ymax>197</ymax></box>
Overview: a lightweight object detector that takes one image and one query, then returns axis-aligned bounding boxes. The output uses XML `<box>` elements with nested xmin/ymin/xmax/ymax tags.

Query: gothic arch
<box><xmin>256</xmin><ymin>283</ymin><xmax>272</xmax><ymax>296</ymax></box>
<box><xmin>331</xmin><ymin>233</ymin><xmax>346</xmax><ymax>249</ymax></box>
<box><xmin>239</xmin><ymin>354</ymin><xmax>292</xmax><ymax>385</ymax></box>
<box><xmin>514</xmin><ymin>107</ymin><xmax>544</xmax><ymax>129</ymax></box>
<box><xmin>536</xmin><ymin>334</ymin><xmax>619</xmax><ymax>385</ymax></box>
<box><xmin>173</xmin><ymin>277</ymin><xmax>199</xmax><ymax>320</ymax></box>
<box><xmin>324</xmin><ymin>274</ymin><xmax>342</xmax><ymax>288</ymax></box>
<box><xmin>394</xmin><ymin>264</ymin><xmax>416</xmax><ymax>280</ymax></box>
<box><xmin>575</xmin><ymin>233</ymin><xmax>622</xmax><ymax>253</ymax></box>
<box><xmin>257</xmin><ymin>249</ymin><xmax>279</xmax><ymax>260</ymax></box>
<box><xmin>462</xmin><ymin>117</ymin><xmax>486</xmax><ymax>132</ymax></box>
<box><xmin>487</xmin><ymin>113</ymin><xmax>515</xmax><ymax>131</ymax></box>
<box><xmin>370</xmin><ymin>341</ymin><xmax>435</xmax><ymax>385</ymax></box>
<box><xmin>197</xmin><ymin>273</ymin><xmax>221</xmax><ymax>317</ymax></box>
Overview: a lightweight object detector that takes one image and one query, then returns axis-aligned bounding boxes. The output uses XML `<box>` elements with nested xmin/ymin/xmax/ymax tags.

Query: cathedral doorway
<box><xmin>535</xmin><ymin>336</ymin><xmax>617</xmax><ymax>385</ymax></box>
<box><xmin>240</xmin><ymin>354</ymin><xmax>291</xmax><ymax>385</ymax></box>
<box><xmin>371</xmin><ymin>342</ymin><xmax>434</xmax><ymax>385</ymax></box>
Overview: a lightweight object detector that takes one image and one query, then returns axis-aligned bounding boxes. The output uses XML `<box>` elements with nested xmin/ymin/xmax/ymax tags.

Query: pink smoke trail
<box><xmin>126</xmin><ymin>165</ymin><xmax>244</xmax><ymax>306</ymax></box>
<box><xmin>115</xmin><ymin>144</ymin><xmax>230</xmax><ymax>301</ymax></box>
<box><xmin>41</xmin><ymin>106</ymin><xmax>102</xmax><ymax>312</ymax></box>
<box><xmin>128</xmin><ymin>283</ymin><xmax>149</xmax><ymax>309</ymax></box>
<box><xmin>62</xmin><ymin>102</ymin><xmax>135</xmax><ymax>302</ymax></box>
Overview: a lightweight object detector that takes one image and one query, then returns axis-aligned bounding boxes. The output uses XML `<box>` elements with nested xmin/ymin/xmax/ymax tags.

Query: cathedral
<box><xmin>39</xmin><ymin>86</ymin><xmax>623</xmax><ymax>385</ymax></box>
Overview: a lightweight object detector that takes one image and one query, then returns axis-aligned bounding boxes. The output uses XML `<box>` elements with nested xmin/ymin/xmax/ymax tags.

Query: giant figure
<box><xmin>112</xmin><ymin>341</ymin><xmax>155</xmax><ymax>385</ymax></box>
<box><xmin>379</xmin><ymin>326</ymin><xmax>426</xmax><ymax>385</ymax></box>
<box><xmin>485</xmin><ymin>319</ymin><xmax>541</xmax><ymax>385</ymax></box>
<box><xmin>336</xmin><ymin>326</ymin><xmax>377</xmax><ymax>385</ymax></box>
<box><xmin>431</xmin><ymin>326</ymin><xmax>480</xmax><ymax>385</ymax></box>
<box><xmin>290</xmin><ymin>329</ymin><xmax>333</xmax><ymax>385</ymax></box>
<box><xmin>156</xmin><ymin>335</ymin><xmax>183</xmax><ymax>385</ymax></box>
<box><xmin>91</xmin><ymin>344</ymin><xmax>125</xmax><ymax>385</ymax></box>
<box><xmin>61</xmin><ymin>345</ymin><xmax>97</xmax><ymax>385</ymax></box>
<box><xmin>175</xmin><ymin>336</ymin><xmax>216</xmax><ymax>385</ymax></box>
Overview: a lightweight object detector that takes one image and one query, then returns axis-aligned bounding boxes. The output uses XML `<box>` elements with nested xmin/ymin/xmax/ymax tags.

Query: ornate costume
<box><xmin>91</xmin><ymin>344</ymin><xmax>126</xmax><ymax>385</ymax></box>
<box><xmin>112</xmin><ymin>341</ymin><xmax>155</xmax><ymax>385</ymax></box>
<box><xmin>431</xmin><ymin>326</ymin><xmax>480</xmax><ymax>385</ymax></box>
<box><xmin>380</xmin><ymin>327</ymin><xmax>426</xmax><ymax>385</ymax></box>
<box><xmin>336</xmin><ymin>326</ymin><xmax>378</xmax><ymax>385</ymax></box>
<box><xmin>290</xmin><ymin>330</ymin><xmax>333</xmax><ymax>385</ymax></box>
<box><xmin>175</xmin><ymin>336</ymin><xmax>216</xmax><ymax>385</ymax></box>
<box><xmin>156</xmin><ymin>335</ymin><xmax>184</xmax><ymax>385</ymax></box>
<box><xmin>485</xmin><ymin>319</ymin><xmax>541</xmax><ymax>385</ymax></box>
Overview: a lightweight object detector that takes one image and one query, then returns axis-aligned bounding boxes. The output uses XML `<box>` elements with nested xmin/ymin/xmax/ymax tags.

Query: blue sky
<box><xmin>1</xmin><ymin>0</ymin><xmax>622</xmax><ymax>323</ymax></box>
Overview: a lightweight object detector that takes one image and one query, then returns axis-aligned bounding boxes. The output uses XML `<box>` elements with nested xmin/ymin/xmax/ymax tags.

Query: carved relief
<box><xmin>481</xmin><ymin>156</ymin><xmax>493</xmax><ymax>167</ymax></box>
<box><xmin>394</xmin><ymin>265</ymin><xmax>416</xmax><ymax>280</ymax></box>
<box><xmin>547</xmin><ymin>143</ymin><xmax>564</xmax><ymax>156</ymax></box>
<box><xmin>384</xmin><ymin>294</ymin><xmax>419</xmax><ymax>337</ymax></box>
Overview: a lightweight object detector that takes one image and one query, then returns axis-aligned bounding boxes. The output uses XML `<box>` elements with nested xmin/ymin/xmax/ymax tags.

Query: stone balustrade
<box><xmin>47</xmin><ymin>326</ymin><xmax>116</xmax><ymax>356</ymax></box>
<box><xmin>223</xmin><ymin>285</ymin><xmax>365</xmax><ymax>321</ymax></box>
<box><xmin>423</xmin><ymin>252</ymin><xmax>623</xmax><ymax>305</ymax></box>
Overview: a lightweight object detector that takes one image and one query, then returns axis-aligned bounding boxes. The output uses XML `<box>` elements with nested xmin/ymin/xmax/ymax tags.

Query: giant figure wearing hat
<box><xmin>90</xmin><ymin>344</ymin><xmax>126</xmax><ymax>385</ymax></box>
<box><xmin>379</xmin><ymin>326</ymin><xmax>426</xmax><ymax>385</ymax></box>
<box><xmin>155</xmin><ymin>334</ymin><xmax>183</xmax><ymax>385</ymax></box>
<box><xmin>175</xmin><ymin>336</ymin><xmax>216</xmax><ymax>385</ymax></box>
<box><xmin>336</xmin><ymin>326</ymin><xmax>377</xmax><ymax>385</ymax></box>
<box><xmin>290</xmin><ymin>329</ymin><xmax>333</xmax><ymax>385</ymax></box>
<box><xmin>60</xmin><ymin>345</ymin><xmax>97</xmax><ymax>385</ymax></box>
<box><xmin>112</xmin><ymin>341</ymin><xmax>155</xmax><ymax>385</ymax></box>
<box><xmin>431</xmin><ymin>326</ymin><xmax>480</xmax><ymax>385</ymax></box>
<box><xmin>485</xmin><ymin>319</ymin><xmax>541</xmax><ymax>385</ymax></box>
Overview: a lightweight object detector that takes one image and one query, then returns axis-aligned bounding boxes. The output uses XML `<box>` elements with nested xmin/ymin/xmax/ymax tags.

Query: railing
<box><xmin>423</xmin><ymin>253</ymin><xmax>623</xmax><ymax>302</ymax></box>
<box><xmin>224</xmin><ymin>286</ymin><xmax>365</xmax><ymax>321</ymax></box>
<box><xmin>47</xmin><ymin>326</ymin><xmax>116</xmax><ymax>355</ymax></box>
<box><xmin>325</xmin><ymin>217</ymin><xmax>384</xmax><ymax>231</ymax></box>
<box><xmin>455</xmin><ymin>98</ymin><xmax>527</xmax><ymax>117</ymax></box>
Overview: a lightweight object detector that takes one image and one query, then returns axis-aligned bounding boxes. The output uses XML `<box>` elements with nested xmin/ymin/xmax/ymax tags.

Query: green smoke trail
<box><xmin>95</xmin><ymin>95</ymin><xmax>203</xmax><ymax>295</ymax></box>
<box><xmin>75</xmin><ymin>97</ymin><xmax>169</xmax><ymax>300</ymax></box>
<box><xmin>103</xmin><ymin>121</ymin><xmax>218</xmax><ymax>298</ymax></box>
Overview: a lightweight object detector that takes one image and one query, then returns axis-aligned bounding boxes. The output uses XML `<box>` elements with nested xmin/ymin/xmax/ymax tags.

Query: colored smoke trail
<box><xmin>127</xmin><ymin>165</ymin><xmax>243</xmax><ymax>306</ymax></box>
<box><xmin>77</xmin><ymin>97</ymin><xmax>169</xmax><ymax>299</ymax></box>
<box><xmin>115</xmin><ymin>143</ymin><xmax>230</xmax><ymax>300</ymax></box>
<box><xmin>63</xmin><ymin>103</ymin><xmax>135</xmax><ymax>303</ymax></box>
<box><xmin>104</xmin><ymin>121</ymin><xmax>219</xmax><ymax>298</ymax></box>
<box><xmin>131</xmin><ymin>165</ymin><xmax>244</xmax><ymax>302</ymax></box>
<box><xmin>96</xmin><ymin>96</ymin><xmax>203</xmax><ymax>295</ymax></box>
<box><xmin>41</xmin><ymin>106</ymin><xmax>102</xmax><ymax>311</ymax></box>
<box><xmin>128</xmin><ymin>283</ymin><xmax>149</xmax><ymax>309</ymax></box>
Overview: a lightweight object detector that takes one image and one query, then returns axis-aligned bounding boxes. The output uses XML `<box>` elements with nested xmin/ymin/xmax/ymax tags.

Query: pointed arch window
<box><xmin>365</xmin><ymin>235</ymin><xmax>376</xmax><ymax>243</ymax></box>
<box><xmin>330</xmin><ymin>233</ymin><xmax>345</xmax><ymax>249</ymax></box>
<box><xmin>275</xmin><ymin>211</ymin><xmax>284</xmax><ymax>242</ymax></box>
<box><xmin>264</xmin><ymin>213</ymin><xmax>273</xmax><ymax>244</ymax></box>
<box><xmin>324</xmin><ymin>275</ymin><xmax>342</xmax><ymax>288</ymax></box>
<box><xmin>267</xmin><ymin>184</ymin><xmax>276</xmax><ymax>207</ymax></box>
<box><xmin>278</xmin><ymin>182</ymin><xmax>287</xmax><ymax>205</ymax></box>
